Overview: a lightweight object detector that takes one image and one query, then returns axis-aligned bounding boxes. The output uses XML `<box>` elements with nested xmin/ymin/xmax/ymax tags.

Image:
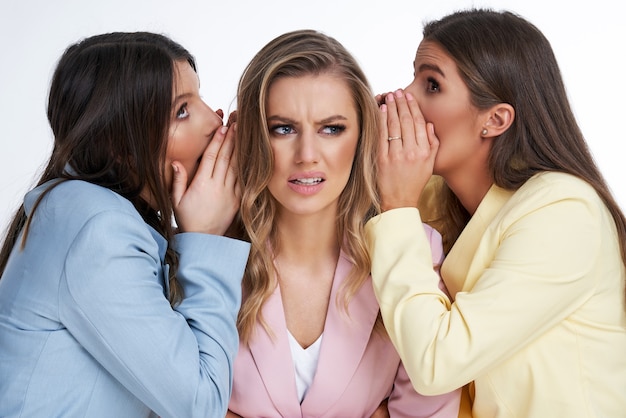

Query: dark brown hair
<box><xmin>0</xmin><ymin>32</ymin><xmax>197</xmax><ymax>305</ymax></box>
<box><xmin>422</xmin><ymin>9</ymin><xmax>626</xmax><ymax>300</ymax></box>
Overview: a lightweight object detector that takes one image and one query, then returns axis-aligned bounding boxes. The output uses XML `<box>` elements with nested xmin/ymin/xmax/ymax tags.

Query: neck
<box><xmin>274</xmin><ymin>210</ymin><xmax>340</xmax><ymax>266</ymax></box>
<box><xmin>448</xmin><ymin>178</ymin><xmax>492</xmax><ymax>215</ymax></box>
<box><xmin>441</xmin><ymin>160</ymin><xmax>493</xmax><ymax>215</ymax></box>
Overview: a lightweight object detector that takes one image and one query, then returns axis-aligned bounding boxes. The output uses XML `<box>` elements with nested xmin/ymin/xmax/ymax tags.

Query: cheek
<box><xmin>336</xmin><ymin>138</ymin><xmax>359</xmax><ymax>178</ymax></box>
<box><xmin>167</xmin><ymin>126</ymin><xmax>203</xmax><ymax>161</ymax></box>
<box><xmin>424</xmin><ymin>102</ymin><xmax>469</xmax><ymax>139</ymax></box>
<box><xmin>267</xmin><ymin>145</ymin><xmax>287</xmax><ymax>186</ymax></box>
<box><xmin>166</xmin><ymin>130</ymin><xmax>204</xmax><ymax>184</ymax></box>
<box><xmin>341</xmin><ymin>142</ymin><xmax>358</xmax><ymax>167</ymax></box>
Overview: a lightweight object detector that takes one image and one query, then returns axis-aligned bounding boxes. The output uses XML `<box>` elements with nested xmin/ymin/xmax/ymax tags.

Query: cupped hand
<box><xmin>170</xmin><ymin>123</ymin><xmax>240</xmax><ymax>235</ymax></box>
<box><xmin>226</xmin><ymin>110</ymin><xmax>237</xmax><ymax>127</ymax></box>
<box><xmin>377</xmin><ymin>89</ymin><xmax>439</xmax><ymax>212</ymax></box>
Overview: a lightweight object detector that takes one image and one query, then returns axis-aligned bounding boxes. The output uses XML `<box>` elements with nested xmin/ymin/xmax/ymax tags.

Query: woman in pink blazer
<box><xmin>227</xmin><ymin>30</ymin><xmax>461</xmax><ymax>417</ymax></box>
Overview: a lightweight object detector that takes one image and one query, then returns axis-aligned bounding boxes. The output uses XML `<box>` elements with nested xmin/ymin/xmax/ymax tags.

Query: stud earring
<box><xmin>481</xmin><ymin>128</ymin><xmax>488</xmax><ymax>136</ymax></box>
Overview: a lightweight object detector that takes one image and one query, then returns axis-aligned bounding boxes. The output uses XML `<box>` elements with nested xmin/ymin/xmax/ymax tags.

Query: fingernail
<box><xmin>395</xmin><ymin>89</ymin><xmax>403</xmax><ymax>98</ymax></box>
<box><xmin>221</xmin><ymin>126</ymin><xmax>228</xmax><ymax>134</ymax></box>
<box><xmin>171</xmin><ymin>163</ymin><xmax>178</xmax><ymax>173</ymax></box>
<box><xmin>406</xmin><ymin>92</ymin><xmax>414</xmax><ymax>100</ymax></box>
<box><xmin>386</xmin><ymin>93</ymin><xmax>395</xmax><ymax>102</ymax></box>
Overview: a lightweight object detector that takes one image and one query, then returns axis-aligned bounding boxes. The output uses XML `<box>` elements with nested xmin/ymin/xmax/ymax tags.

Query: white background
<box><xmin>1</xmin><ymin>0</ymin><xmax>624</xmax><ymax>232</ymax></box>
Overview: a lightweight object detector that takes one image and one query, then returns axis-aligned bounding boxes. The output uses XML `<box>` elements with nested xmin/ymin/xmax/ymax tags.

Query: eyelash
<box><xmin>322</xmin><ymin>124</ymin><xmax>346</xmax><ymax>135</ymax></box>
<box><xmin>269</xmin><ymin>124</ymin><xmax>346</xmax><ymax>137</ymax></box>
<box><xmin>270</xmin><ymin>125</ymin><xmax>294</xmax><ymax>136</ymax></box>
<box><xmin>176</xmin><ymin>103</ymin><xmax>189</xmax><ymax>119</ymax></box>
<box><xmin>426</xmin><ymin>77</ymin><xmax>440</xmax><ymax>93</ymax></box>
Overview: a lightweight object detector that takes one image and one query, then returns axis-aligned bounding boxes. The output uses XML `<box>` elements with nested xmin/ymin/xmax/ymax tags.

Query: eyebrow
<box><xmin>172</xmin><ymin>92</ymin><xmax>193</xmax><ymax>106</ymax></box>
<box><xmin>267</xmin><ymin>114</ymin><xmax>348</xmax><ymax>124</ymax></box>
<box><xmin>416</xmin><ymin>62</ymin><xmax>445</xmax><ymax>77</ymax></box>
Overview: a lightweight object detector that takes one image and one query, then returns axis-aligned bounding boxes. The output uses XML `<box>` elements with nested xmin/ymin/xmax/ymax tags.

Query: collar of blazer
<box><xmin>247</xmin><ymin>249</ymin><xmax>380</xmax><ymax>416</ymax></box>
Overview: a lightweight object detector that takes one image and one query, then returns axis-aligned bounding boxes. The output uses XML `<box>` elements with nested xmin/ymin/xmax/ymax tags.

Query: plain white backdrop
<box><xmin>1</xmin><ymin>0</ymin><xmax>624</xmax><ymax>232</ymax></box>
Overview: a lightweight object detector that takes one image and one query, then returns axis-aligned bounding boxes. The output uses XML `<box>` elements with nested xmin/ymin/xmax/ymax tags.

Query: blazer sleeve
<box><xmin>423</xmin><ymin>223</ymin><xmax>452</xmax><ymax>298</ymax></box>
<box><xmin>386</xmin><ymin>224</ymin><xmax>461</xmax><ymax>418</ymax></box>
<box><xmin>58</xmin><ymin>209</ymin><xmax>250</xmax><ymax>418</ymax></box>
<box><xmin>365</xmin><ymin>193</ymin><xmax>603</xmax><ymax>395</ymax></box>
<box><xmin>387</xmin><ymin>361</ymin><xmax>461</xmax><ymax>418</ymax></box>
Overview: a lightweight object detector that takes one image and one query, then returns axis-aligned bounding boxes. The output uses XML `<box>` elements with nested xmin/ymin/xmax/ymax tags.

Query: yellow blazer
<box><xmin>365</xmin><ymin>172</ymin><xmax>626</xmax><ymax>417</ymax></box>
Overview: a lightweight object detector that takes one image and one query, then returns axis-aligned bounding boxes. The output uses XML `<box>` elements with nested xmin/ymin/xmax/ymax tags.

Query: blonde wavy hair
<box><xmin>234</xmin><ymin>30</ymin><xmax>381</xmax><ymax>344</ymax></box>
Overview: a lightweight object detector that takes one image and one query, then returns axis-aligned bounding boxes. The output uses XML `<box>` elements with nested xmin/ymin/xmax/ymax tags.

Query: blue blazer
<box><xmin>0</xmin><ymin>180</ymin><xmax>250</xmax><ymax>418</ymax></box>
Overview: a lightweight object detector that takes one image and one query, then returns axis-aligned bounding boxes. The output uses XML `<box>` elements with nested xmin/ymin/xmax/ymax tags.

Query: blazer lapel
<box><xmin>301</xmin><ymin>251</ymin><xmax>380</xmax><ymax>415</ymax></box>
<box><xmin>442</xmin><ymin>185</ymin><xmax>513</xmax><ymax>294</ymax></box>
<box><xmin>247</xmin><ymin>284</ymin><xmax>302</xmax><ymax>417</ymax></box>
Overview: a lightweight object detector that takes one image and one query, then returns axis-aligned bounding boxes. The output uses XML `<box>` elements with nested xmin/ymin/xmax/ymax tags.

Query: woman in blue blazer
<box><xmin>0</xmin><ymin>32</ymin><xmax>250</xmax><ymax>418</ymax></box>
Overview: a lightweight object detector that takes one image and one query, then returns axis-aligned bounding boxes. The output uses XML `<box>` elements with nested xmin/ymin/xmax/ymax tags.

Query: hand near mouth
<box><xmin>170</xmin><ymin>123</ymin><xmax>240</xmax><ymax>235</ymax></box>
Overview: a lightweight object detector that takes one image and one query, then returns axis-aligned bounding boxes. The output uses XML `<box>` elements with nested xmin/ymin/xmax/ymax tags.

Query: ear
<box><xmin>481</xmin><ymin>103</ymin><xmax>514</xmax><ymax>138</ymax></box>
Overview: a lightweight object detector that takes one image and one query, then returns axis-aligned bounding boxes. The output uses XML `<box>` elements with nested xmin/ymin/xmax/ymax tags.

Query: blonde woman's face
<box><xmin>265</xmin><ymin>74</ymin><xmax>359</xmax><ymax>219</ymax></box>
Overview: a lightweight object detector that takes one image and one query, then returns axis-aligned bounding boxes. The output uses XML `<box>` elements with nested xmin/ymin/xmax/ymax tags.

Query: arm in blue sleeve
<box><xmin>59</xmin><ymin>210</ymin><xmax>250</xmax><ymax>418</ymax></box>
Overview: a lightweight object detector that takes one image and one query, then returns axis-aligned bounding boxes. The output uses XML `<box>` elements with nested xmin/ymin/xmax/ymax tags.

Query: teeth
<box><xmin>293</xmin><ymin>177</ymin><xmax>322</xmax><ymax>185</ymax></box>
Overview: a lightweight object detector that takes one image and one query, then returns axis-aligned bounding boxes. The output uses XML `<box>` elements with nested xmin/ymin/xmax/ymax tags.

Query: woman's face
<box><xmin>404</xmin><ymin>40</ymin><xmax>490</xmax><ymax>181</ymax></box>
<box><xmin>165</xmin><ymin>60</ymin><xmax>223</xmax><ymax>189</ymax></box>
<box><xmin>265</xmin><ymin>74</ymin><xmax>359</xmax><ymax>219</ymax></box>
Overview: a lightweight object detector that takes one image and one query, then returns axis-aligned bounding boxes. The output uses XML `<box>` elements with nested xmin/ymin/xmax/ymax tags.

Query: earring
<box><xmin>481</xmin><ymin>128</ymin><xmax>488</xmax><ymax>136</ymax></box>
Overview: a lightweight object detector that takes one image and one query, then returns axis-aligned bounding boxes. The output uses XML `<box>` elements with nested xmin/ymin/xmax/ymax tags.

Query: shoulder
<box><xmin>503</xmin><ymin>172</ymin><xmax>604</xmax><ymax>217</ymax></box>
<box><xmin>49</xmin><ymin>180</ymin><xmax>137</xmax><ymax>210</ymax></box>
<box><xmin>493</xmin><ymin>172</ymin><xmax>612</xmax><ymax>243</ymax></box>
<box><xmin>517</xmin><ymin>172</ymin><xmax>599</xmax><ymax>203</ymax></box>
<box><xmin>37</xmin><ymin>180</ymin><xmax>143</xmax><ymax>223</ymax></box>
<box><xmin>29</xmin><ymin>180</ymin><xmax>154</xmax><ymax>249</ymax></box>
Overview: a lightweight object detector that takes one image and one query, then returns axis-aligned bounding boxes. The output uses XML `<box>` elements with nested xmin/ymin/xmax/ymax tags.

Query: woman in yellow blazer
<box><xmin>367</xmin><ymin>9</ymin><xmax>626</xmax><ymax>418</ymax></box>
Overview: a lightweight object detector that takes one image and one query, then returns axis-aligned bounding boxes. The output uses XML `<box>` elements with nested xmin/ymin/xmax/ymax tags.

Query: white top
<box><xmin>287</xmin><ymin>330</ymin><xmax>323</xmax><ymax>403</ymax></box>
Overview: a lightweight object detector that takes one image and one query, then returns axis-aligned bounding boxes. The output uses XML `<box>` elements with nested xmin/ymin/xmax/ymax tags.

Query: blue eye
<box><xmin>322</xmin><ymin>125</ymin><xmax>346</xmax><ymax>135</ymax></box>
<box><xmin>270</xmin><ymin>125</ymin><xmax>295</xmax><ymax>135</ymax></box>
<box><xmin>176</xmin><ymin>103</ymin><xmax>189</xmax><ymax>119</ymax></box>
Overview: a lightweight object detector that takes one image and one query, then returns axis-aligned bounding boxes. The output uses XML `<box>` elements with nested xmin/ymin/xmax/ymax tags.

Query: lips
<box><xmin>290</xmin><ymin>177</ymin><xmax>324</xmax><ymax>185</ymax></box>
<box><xmin>286</xmin><ymin>172</ymin><xmax>326</xmax><ymax>195</ymax></box>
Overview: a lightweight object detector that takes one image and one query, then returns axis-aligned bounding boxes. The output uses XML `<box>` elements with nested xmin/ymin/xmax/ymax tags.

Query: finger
<box><xmin>375</xmin><ymin>93</ymin><xmax>383</xmax><ymax>106</ymax></box>
<box><xmin>216</xmin><ymin>108</ymin><xmax>224</xmax><ymax>120</ymax></box>
<box><xmin>227</xmin><ymin>110</ymin><xmax>237</xmax><ymax>127</ymax></box>
<box><xmin>426</xmin><ymin>122</ymin><xmax>440</xmax><ymax>156</ymax></box>
<box><xmin>405</xmin><ymin>92</ymin><xmax>427</xmax><ymax>149</ymax></box>
<box><xmin>384</xmin><ymin>92</ymin><xmax>403</xmax><ymax>149</ymax></box>
<box><xmin>169</xmin><ymin>162</ymin><xmax>188</xmax><ymax>208</ymax></box>
<box><xmin>392</xmin><ymin>89</ymin><xmax>417</xmax><ymax>149</ymax></box>
<box><xmin>378</xmin><ymin>103</ymin><xmax>391</xmax><ymax>158</ymax></box>
<box><xmin>194</xmin><ymin>125</ymin><xmax>227</xmax><ymax>180</ymax></box>
<box><xmin>211</xmin><ymin>124</ymin><xmax>236</xmax><ymax>183</ymax></box>
<box><xmin>224</xmin><ymin>123</ymin><xmax>238</xmax><ymax>188</ymax></box>
<box><xmin>375</xmin><ymin>91</ymin><xmax>392</xmax><ymax>106</ymax></box>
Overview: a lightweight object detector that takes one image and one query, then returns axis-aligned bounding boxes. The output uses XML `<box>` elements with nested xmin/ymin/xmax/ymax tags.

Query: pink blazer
<box><xmin>229</xmin><ymin>225</ymin><xmax>461</xmax><ymax>417</ymax></box>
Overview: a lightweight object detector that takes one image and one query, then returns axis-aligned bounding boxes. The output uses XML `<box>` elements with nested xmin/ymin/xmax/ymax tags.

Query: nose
<box><xmin>295</xmin><ymin>130</ymin><xmax>320</xmax><ymax>164</ymax></box>
<box><xmin>404</xmin><ymin>80</ymin><xmax>420</xmax><ymax>104</ymax></box>
<box><xmin>201</xmin><ymin>101</ymin><xmax>224</xmax><ymax>132</ymax></box>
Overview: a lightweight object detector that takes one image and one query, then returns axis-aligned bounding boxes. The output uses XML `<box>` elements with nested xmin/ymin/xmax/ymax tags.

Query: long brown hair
<box><xmin>234</xmin><ymin>30</ymin><xmax>381</xmax><ymax>343</ymax></box>
<box><xmin>423</xmin><ymin>9</ymin><xmax>626</xmax><ymax>300</ymax></box>
<box><xmin>0</xmin><ymin>32</ymin><xmax>197</xmax><ymax>305</ymax></box>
